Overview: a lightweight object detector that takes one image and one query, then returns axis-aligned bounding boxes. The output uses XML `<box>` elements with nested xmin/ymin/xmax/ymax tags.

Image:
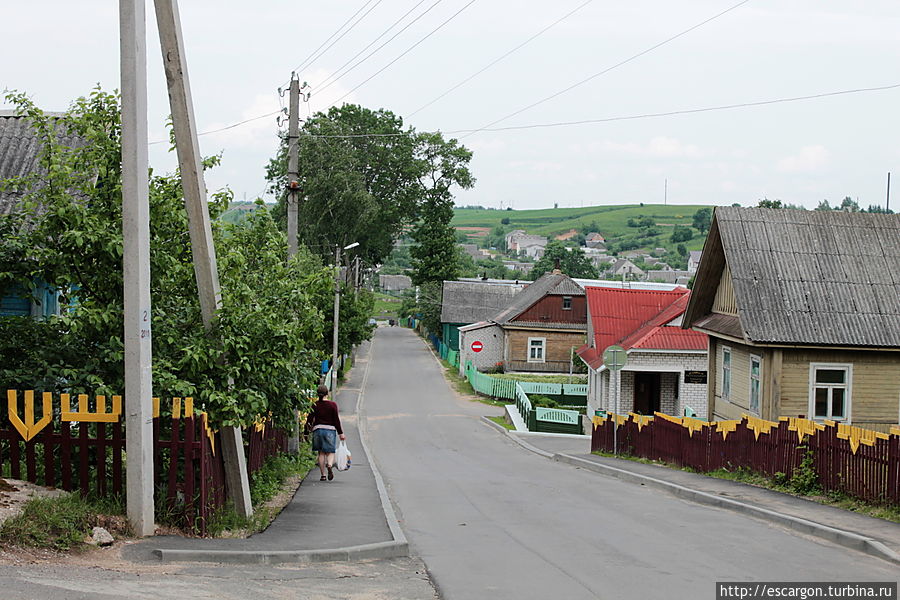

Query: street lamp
<box><xmin>332</xmin><ymin>242</ymin><xmax>359</xmax><ymax>389</ymax></box>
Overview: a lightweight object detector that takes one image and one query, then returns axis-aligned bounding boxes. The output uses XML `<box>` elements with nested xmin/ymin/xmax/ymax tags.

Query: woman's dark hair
<box><xmin>316</xmin><ymin>384</ymin><xmax>329</xmax><ymax>399</ymax></box>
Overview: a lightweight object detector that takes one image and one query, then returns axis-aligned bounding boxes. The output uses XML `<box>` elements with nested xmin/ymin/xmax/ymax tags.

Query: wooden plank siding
<box><xmin>505</xmin><ymin>329</ymin><xmax>585</xmax><ymax>373</ymax></box>
<box><xmin>711</xmin><ymin>340</ymin><xmax>755</xmax><ymax>420</ymax></box>
<box><xmin>712</xmin><ymin>263</ymin><xmax>737</xmax><ymax>315</ymax></box>
<box><xmin>513</xmin><ymin>295</ymin><xmax>587</xmax><ymax>324</ymax></box>
<box><xmin>780</xmin><ymin>349</ymin><xmax>900</xmax><ymax>432</ymax></box>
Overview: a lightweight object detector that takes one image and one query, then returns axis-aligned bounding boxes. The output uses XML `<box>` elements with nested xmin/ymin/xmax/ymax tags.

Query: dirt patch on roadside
<box><xmin>0</xmin><ymin>478</ymin><xmax>67</xmax><ymax>527</ymax></box>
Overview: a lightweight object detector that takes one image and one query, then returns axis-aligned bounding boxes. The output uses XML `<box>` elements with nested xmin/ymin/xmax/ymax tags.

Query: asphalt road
<box><xmin>364</xmin><ymin>327</ymin><xmax>898</xmax><ymax>600</ymax></box>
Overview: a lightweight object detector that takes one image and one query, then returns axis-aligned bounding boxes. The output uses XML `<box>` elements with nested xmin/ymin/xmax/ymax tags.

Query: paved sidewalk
<box><xmin>123</xmin><ymin>340</ymin><xmax>406</xmax><ymax>564</ymax></box>
<box><xmin>507</xmin><ymin>427</ymin><xmax>900</xmax><ymax>562</ymax></box>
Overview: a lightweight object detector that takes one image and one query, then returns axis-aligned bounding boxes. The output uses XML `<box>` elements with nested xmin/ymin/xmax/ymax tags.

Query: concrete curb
<box><xmin>153</xmin><ymin>340</ymin><xmax>408</xmax><ymax>565</ymax></box>
<box><xmin>481</xmin><ymin>416</ymin><xmax>900</xmax><ymax>566</ymax></box>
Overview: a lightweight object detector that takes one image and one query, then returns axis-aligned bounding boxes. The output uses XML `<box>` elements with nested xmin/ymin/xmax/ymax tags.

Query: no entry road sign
<box><xmin>471</xmin><ymin>341</ymin><xmax>484</xmax><ymax>353</ymax></box>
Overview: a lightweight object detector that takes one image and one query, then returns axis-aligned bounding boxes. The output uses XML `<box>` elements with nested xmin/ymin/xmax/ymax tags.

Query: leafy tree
<box><xmin>529</xmin><ymin>240</ymin><xmax>599</xmax><ymax>280</ymax></box>
<box><xmin>815</xmin><ymin>199</ymin><xmax>832</xmax><ymax>211</ymax></box>
<box><xmin>409</xmin><ymin>132</ymin><xmax>474</xmax><ymax>285</ymax></box>
<box><xmin>677</xmin><ymin>243</ymin><xmax>688</xmax><ymax>257</ymax></box>
<box><xmin>500</xmin><ymin>217</ymin><xmax>510</xmax><ymax>225</ymax></box>
<box><xmin>839</xmin><ymin>196</ymin><xmax>861</xmax><ymax>212</ymax></box>
<box><xmin>692</xmin><ymin>208</ymin><xmax>712</xmax><ymax>233</ymax></box>
<box><xmin>757</xmin><ymin>198</ymin><xmax>783</xmax><ymax>209</ymax></box>
<box><xmin>670</xmin><ymin>225</ymin><xmax>693</xmax><ymax>243</ymax></box>
<box><xmin>1</xmin><ymin>89</ymin><xmax>329</xmax><ymax>429</ymax></box>
<box><xmin>265</xmin><ymin>104</ymin><xmax>420</xmax><ymax>268</ymax></box>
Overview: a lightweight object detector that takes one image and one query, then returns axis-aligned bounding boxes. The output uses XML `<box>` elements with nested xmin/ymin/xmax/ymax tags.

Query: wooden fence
<box><xmin>2</xmin><ymin>390</ymin><xmax>288</xmax><ymax>535</ymax></box>
<box><xmin>592</xmin><ymin>412</ymin><xmax>900</xmax><ymax>505</ymax></box>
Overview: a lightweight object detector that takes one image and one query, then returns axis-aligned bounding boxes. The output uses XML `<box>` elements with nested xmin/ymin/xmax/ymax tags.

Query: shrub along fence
<box><xmin>2</xmin><ymin>390</ymin><xmax>288</xmax><ymax>535</ymax></box>
<box><xmin>592</xmin><ymin>412</ymin><xmax>900</xmax><ymax>506</ymax></box>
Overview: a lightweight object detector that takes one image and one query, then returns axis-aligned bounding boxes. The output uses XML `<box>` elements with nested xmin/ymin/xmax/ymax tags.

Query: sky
<box><xmin>3</xmin><ymin>1</ymin><xmax>900</xmax><ymax>211</ymax></box>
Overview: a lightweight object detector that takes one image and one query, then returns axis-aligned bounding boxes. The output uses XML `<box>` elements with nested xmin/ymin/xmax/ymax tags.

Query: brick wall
<box><xmin>458</xmin><ymin>324</ymin><xmax>505</xmax><ymax>375</ymax></box>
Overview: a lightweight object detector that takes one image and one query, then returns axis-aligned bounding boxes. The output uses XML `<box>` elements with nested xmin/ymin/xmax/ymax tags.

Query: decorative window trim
<box><xmin>527</xmin><ymin>337</ymin><xmax>546</xmax><ymax>363</ymax></box>
<box><xmin>722</xmin><ymin>346</ymin><xmax>732</xmax><ymax>400</ymax></box>
<box><xmin>749</xmin><ymin>354</ymin><xmax>762</xmax><ymax>415</ymax></box>
<box><xmin>808</xmin><ymin>363</ymin><xmax>852</xmax><ymax>423</ymax></box>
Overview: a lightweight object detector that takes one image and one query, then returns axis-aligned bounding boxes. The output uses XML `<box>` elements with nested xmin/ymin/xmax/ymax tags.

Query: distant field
<box><xmin>452</xmin><ymin>204</ymin><xmax>710</xmax><ymax>238</ymax></box>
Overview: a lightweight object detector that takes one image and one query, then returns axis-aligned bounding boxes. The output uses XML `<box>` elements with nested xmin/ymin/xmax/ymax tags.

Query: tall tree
<box><xmin>409</xmin><ymin>132</ymin><xmax>474</xmax><ymax>285</ymax></box>
<box><xmin>692</xmin><ymin>207</ymin><xmax>712</xmax><ymax>233</ymax></box>
<box><xmin>529</xmin><ymin>240</ymin><xmax>598</xmax><ymax>280</ymax></box>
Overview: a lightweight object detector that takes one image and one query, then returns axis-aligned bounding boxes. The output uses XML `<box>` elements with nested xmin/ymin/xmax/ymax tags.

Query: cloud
<box><xmin>777</xmin><ymin>145</ymin><xmax>829</xmax><ymax>173</ymax></box>
<box><xmin>588</xmin><ymin>136</ymin><xmax>705</xmax><ymax>159</ymax></box>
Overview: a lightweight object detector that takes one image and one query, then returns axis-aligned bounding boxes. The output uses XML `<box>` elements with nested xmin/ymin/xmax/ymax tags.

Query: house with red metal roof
<box><xmin>577</xmin><ymin>286</ymin><xmax>708</xmax><ymax>418</ymax></box>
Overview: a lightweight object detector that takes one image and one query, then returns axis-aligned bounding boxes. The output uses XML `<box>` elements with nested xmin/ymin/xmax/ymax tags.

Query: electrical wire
<box><xmin>462</xmin><ymin>0</ymin><xmax>753</xmax><ymax>139</ymax></box>
<box><xmin>408</xmin><ymin>0</ymin><xmax>593</xmax><ymax>118</ymax></box>
<box><xmin>313</xmin><ymin>0</ymin><xmax>434</xmax><ymax>92</ymax></box>
<box><xmin>329</xmin><ymin>0</ymin><xmax>479</xmax><ymax>107</ymax></box>
<box><xmin>285</xmin><ymin>0</ymin><xmax>382</xmax><ymax>85</ymax></box>
<box><xmin>314</xmin><ymin>0</ymin><xmax>445</xmax><ymax>96</ymax></box>
<box><xmin>148</xmin><ymin>110</ymin><xmax>281</xmax><ymax>146</ymax></box>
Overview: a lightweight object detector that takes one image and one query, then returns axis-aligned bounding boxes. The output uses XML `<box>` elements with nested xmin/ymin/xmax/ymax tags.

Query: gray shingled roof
<box><xmin>491</xmin><ymin>272</ymin><xmax>584</xmax><ymax>325</ymax></box>
<box><xmin>716</xmin><ymin>207</ymin><xmax>900</xmax><ymax>347</ymax></box>
<box><xmin>440</xmin><ymin>280</ymin><xmax>526</xmax><ymax>323</ymax></box>
<box><xmin>1</xmin><ymin>112</ymin><xmax>83</xmax><ymax>227</ymax></box>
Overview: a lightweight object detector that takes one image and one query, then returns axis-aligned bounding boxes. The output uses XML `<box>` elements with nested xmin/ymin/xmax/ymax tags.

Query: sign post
<box><xmin>602</xmin><ymin>345</ymin><xmax>627</xmax><ymax>455</ymax></box>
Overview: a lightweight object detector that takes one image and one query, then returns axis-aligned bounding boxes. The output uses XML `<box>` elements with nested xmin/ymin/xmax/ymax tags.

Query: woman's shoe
<box><xmin>320</xmin><ymin>475</ymin><xmax>327</xmax><ymax>481</ymax></box>
<box><xmin>327</xmin><ymin>466</ymin><xmax>334</xmax><ymax>481</ymax></box>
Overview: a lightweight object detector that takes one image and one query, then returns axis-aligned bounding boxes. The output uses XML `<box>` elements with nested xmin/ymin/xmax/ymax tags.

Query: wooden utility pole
<box><xmin>154</xmin><ymin>0</ymin><xmax>252</xmax><ymax>518</ymax></box>
<box><xmin>120</xmin><ymin>0</ymin><xmax>155</xmax><ymax>537</ymax></box>
<box><xmin>286</xmin><ymin>77</ymin><xmax>300</xmax><ymax>257</ymax></box>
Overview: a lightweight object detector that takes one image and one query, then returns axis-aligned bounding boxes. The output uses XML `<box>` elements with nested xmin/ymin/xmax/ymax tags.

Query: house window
<box><xmin>809</xmin><ymin>364</ymin><xmax>852</xmax><ymax>421</ymax></box>
<box><xmin>722</xmin><ymin>347</ymin><xmax>732</xmax><ymax>399</ymax></box>
<box><xmin>562</xmin><ymin>296</ymin><xmax>572</xmax><ymax>310</ymax></box>
<box><xmin>749</xmin><ymin>355</ymin><xmax>761</xmax><ymax>414</ymax></box>
<box><xmin>528</xmin><ymin>337</ymin><xmax>546</xmax><ymax>363</ymax></box>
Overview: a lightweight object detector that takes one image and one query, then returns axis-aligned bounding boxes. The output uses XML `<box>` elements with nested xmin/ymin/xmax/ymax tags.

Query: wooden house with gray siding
<box><xmin>683</xmin><ymin>207</ymin><xmax>900</xmax><ymax>432</ymax></box>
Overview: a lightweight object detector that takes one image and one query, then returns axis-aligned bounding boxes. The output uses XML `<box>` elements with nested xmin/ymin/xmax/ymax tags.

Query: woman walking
<box><xmin>308</xmin><ymin>384</ymin><xmax>345</xmax><ymax>481</ymax></box>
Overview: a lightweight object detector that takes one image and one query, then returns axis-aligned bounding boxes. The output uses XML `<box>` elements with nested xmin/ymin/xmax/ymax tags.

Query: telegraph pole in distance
<box><xmin>285</xmin><ymin>76</ymin><xmax>301</xmax><ymax>455</ymax></box>
<box><xmin>120</xmin><ymin>0</ymin><xmax>154</xmax><ymax>537</ymax></box>
<box><xmin>154</xmin><ymin>0</ymin><xmax>252</xmax><ymax>518</ymax></box>
<box><xmin>286</xmin><ymin>76</ymin><xmax>300</xmax><ymax>257</ymax></box>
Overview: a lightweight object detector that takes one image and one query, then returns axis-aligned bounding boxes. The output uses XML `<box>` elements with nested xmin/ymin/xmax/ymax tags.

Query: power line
<box><xmin>462</xmin><ymin>0</ymin><xmax>753</xmax><ymax>138</ymax></box>
<box><xmin>313</xmin><ymin>0</ymin><xmax>434</xmax><ymax>93</ymax></box>
<box><xmin>329</xmin><ymin>0</ymin><xmax>479</xmax><ymax>107</ymax></box>
<box><xmin>408</xmin><ymin>0</ymin><xmax>593</xmax><ymax>119</ymax></box>
<box><xmin>286</xmin><ymin>0</ymin><xmax>382</xmax><ymax>84</ymax></box>
<box><xmin>315</xmin><ymin>0</ymin><xmax>445</xmax><ymax>96</ymax></box>
<box><xmin>149</xmin><ymin>81</ymin><xmax>900</xmax><ymax>145</ymax></box>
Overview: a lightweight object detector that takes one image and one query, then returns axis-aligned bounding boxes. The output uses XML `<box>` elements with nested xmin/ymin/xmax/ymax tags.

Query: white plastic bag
<box><xmin>335</xmin><ymin>440</ymin><xmax>352</xmax><ymax>471</ymax></box>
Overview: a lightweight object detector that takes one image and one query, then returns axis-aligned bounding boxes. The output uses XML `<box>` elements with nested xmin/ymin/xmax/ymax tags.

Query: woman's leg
<box><xmin>317</xmin><ymin>452</ymin><xmax>327</xmax><ymax>476</ymax></box>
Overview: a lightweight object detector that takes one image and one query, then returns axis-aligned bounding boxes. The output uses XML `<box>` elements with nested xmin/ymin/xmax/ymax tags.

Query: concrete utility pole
<box><xmin>286</xmin><ymin>76</ymin><xmax>300</xmax><ymax>258</ymax></box>
<box><xmin>285</xmin><ymin>76</ymin><xmax>301</xmax><ymax>455</ymax></box>
<box><xmin>120</xmin><ymin>0</ymin><xmax>154</xmax><ymax>537</ymax></box>
<box><xmin>154</xmin><ymin>0</ymin><xmax>252</xmax><ymax>518</ymax></box>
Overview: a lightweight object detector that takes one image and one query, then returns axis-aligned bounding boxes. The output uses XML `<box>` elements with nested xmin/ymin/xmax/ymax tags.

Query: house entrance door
<box><xmin>633</xmin><ymin>372</ymin><xmax>661</xmax><ymax>415</ymax></box>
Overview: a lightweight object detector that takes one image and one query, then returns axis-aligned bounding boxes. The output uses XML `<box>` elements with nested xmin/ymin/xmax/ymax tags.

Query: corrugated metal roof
<box><xmin>583</xmin><ymin>287</ymin><xmax>705</xmax><ymax>362</ymax></box>
<box><xmin>440</xmin><ymin>280</ymin><xmax>526</xmax><ymax>324</ymax></box>
<box><xmin>716</xmin><ymin>207</ymin><xmax>900</xmax><ymax>347</ymax></box>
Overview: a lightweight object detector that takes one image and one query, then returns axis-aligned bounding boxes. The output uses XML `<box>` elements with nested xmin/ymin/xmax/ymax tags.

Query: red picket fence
<box><xmin>1</xmin><ymin>391</ymin><xmax>289</xmax><ymax>535</ymax></box>
<box><xmin>592</xmin><ymin>413</ymin><xmax>900</xmax><ymax>505</ymax></box>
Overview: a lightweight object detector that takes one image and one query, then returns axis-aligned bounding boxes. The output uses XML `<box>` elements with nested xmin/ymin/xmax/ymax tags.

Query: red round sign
<box><xmin>471</xmin><ymin>341</ymin><xmax>484</xmax><ymax>353</ymax></box>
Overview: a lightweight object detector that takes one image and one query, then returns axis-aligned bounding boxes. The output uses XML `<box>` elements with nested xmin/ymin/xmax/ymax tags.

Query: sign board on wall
<box><xmin>684</xmin><ymin>370</ymin><xmax>708</xmax><ymax>384</ymax></box>
<box><xmin>471</xmin><ymin>341</ymin><xmax>484</xmax><ymax>353</ymax></box>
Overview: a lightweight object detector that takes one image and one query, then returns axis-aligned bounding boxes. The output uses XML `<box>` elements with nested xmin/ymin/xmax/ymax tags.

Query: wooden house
<box><xmin>683</xmin><ymin>207</ymin><xmax>900</xmax><ymax>432</ymax></box>
<box><xmin>459</xmin><ymin>271</ymin><xmax>586</xmax><ymax>374</ymax></box>
<box><xmin>577</xmin><ymin>286</ymin><xmax>707</xmax><ymax>418</ymax></box>
<box><xmin>440</xmin><ymin>279</ymin><xmax>526</xmax><ymax>352</ymax></box>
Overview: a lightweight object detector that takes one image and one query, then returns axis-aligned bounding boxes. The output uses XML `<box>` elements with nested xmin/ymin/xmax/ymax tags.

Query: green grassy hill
<box><xmin>452</xmin><ymin>204</ymin><xmax>709</xmax><ymax>238</ymax></box>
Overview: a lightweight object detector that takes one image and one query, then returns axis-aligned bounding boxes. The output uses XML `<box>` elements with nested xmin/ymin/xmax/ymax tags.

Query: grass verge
<box><xmin>487</xmin><ymin>373</ymin><xmax>587</xmax><ymax>384</ymax></box>
<box><xmin>488</xmin><ymin>416</ymin><xmax>515</xmax><ymax>431</ymax></box>
<box><xmin>0</xmin><ymin>493</ymin><xmax>131</xmax><ymax>551</ymax></box>
<box><xmin>592</xmin><ymin>450</ymin><xmax>900</xmax><ymax>523</ymax></box>
<box><xmin>438</xmin><ymin>359</ymin><xmax>507</xmax><ymax>407</ymax></box>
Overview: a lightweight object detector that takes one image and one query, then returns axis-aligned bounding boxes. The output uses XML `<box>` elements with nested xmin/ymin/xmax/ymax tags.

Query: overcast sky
<box><xmin>3</xmin><ymin>1</ymin><xmax>900</xmax><ymax>211</ymax></box>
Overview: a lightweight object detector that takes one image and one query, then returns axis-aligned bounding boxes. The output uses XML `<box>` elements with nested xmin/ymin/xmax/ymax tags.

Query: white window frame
<box><xmin>749</xmin><ymin>354</ymin><xmax>762</xmax><ymax>415</ymax></box>
<box><xmin>722</xmin><ymin>346</ymin><xmax>732</xmax><ymax>400</ymax></box>
<box><xmin>808</xmin><ymin>363</ymin><xmax>852</xmax><ymax>423</ymax></box>
<box><xmin>562</xmin><ymin>296</ymin><xmax>572</xmax><ymax>310</ymax></box>
<box><xmin>527</xmin><ymin>337</ymin><xmax>546</xmax><ymax>363</ymax></box>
